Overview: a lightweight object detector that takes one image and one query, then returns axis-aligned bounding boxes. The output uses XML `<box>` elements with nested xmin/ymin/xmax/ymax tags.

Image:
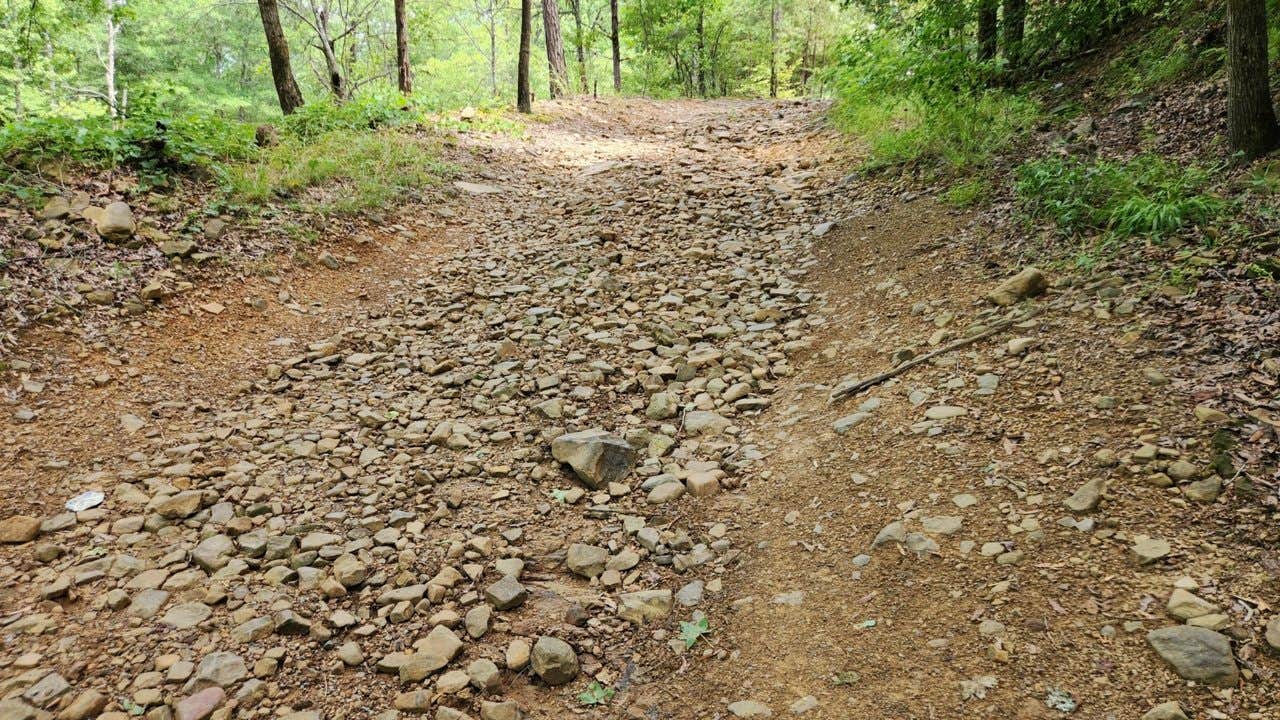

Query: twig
<box><xmin>829</xmin><ymin>304</ymin><xmax>1047</xmax><ymax>403</ymax></box>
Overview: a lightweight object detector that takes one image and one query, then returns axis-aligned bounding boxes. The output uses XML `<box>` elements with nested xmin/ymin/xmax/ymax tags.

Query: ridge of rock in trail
<box><xmin>0</xmin><ymin>99</ymin><xmax>837</xmax><ymax>720</ymax></box>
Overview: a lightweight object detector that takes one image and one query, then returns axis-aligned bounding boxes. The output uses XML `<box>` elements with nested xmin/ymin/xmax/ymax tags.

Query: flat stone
<box><xmin>565</xmin><ymin>543</ymin><xmax>608</xmax><ymax>578</ymax></box>
<box><xmin>175</xmin><ymin>687</ymin><xmax>225</xmax><ymax>720</ymax></box>
<box><xmin>484</xmin><ymin>575</ymin><xmax>527</xmax><ymax>610</ymax></box>
<box><xmin>728</xmin><ymin>700</ymin><xmax>774</xmax><ymax>718</ymax></box>
<box><xmin>0</xmin><ymin>515</ymin><xmax>41</xmax><ymax>544</ymax></box>
<box><xmin>617</xmin><ymin>589</ymin><xmax>673</xmax><ymax>623</ymax></box>
<box><xmin>1131</xmin><ymin>537</ymin><xmax>1171</xmax><ymax>565</ymax></box>
<box><xmin>1166</xmin><ymin>589</ymin><xmax>1219</xmax><ymax>621</ymax></box>
<box><xmin>924</xmin><ymin>405</ymin><xmax>967</xmax><ymax>420</ymax></box>
<box><xmin>161</xmin><ymin>602</ymin><xmax>212</xmax><ymax>629</ymax></box>
<box><xmin>1063</xmin><ymin>478</ymin><xmax>1104</xmax><ymax>514</ymax></box>
<box><xmin>1141</xmin><ymin>702</ymin><xmax>1188</xmax><ymax>720</ymax></box>
<box><xmin>1146</xmin><ymin>626</ymin><xmax>1239</xmax><ymax>687</ymax></box>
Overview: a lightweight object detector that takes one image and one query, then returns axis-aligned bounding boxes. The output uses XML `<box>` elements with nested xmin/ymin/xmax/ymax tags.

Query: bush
<box><xmin>1016</xmin><ymin>154</ymin><xmax>1225</xmax><ymax>238</ymax></box>
<box><xmin>281</xmin><ymin>94</ymin><xmax>421</xmax><ymax>141</ymax></box>
<box><xmin>0</xmin><ymin>113</ymin><xmax>257</xmax><ymax>179</ymax></box>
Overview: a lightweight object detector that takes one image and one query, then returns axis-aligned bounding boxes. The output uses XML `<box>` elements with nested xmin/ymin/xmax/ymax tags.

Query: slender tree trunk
<box><xmin>610</xmin><ymin>0</ymin><xmax>621</xmax><ymax>92</ymax></box>
<box><xmin>104</xmin><ymin>0</ymin><xmax>119</xmax><ymax>117</ymax></box>
<box><xmin>1001</xmin><ymin>0</ymin><xmax>1025</xmax><ymax>68</ymax></box>
<box><xmin>1227</xmin><ymin>0</ymin><xmax>1280</xmax><ymax>158</ymax></box>
<box><xmin>395</xmin><ymin>0</ymin><xmax>412</xmax><ymax>94</ymax></box>
<box><xmin>769</xmin><ymin>0</ymin><xmax>779</xmax><ymax>98</ymax></box>
<box><xmin>518</xmin><ymin>0</ymin><xmax>533</xmax><ymax>112</ymax></box>
<box><xmin>542</xmin><ymin>0</ymin><xmax>570</xmax><ymax>98</ymax></box>
<box><xmin>571</xmin><ymin>0</ymin><xmax>587</xmax><ymax>93</ymax></box>
<box><xmin>977</xmin><ymin>0</ymin><xmax>997</xmax><ymax>61</ymax></box>
<box><xmin>315</xmin><ymin>8</ymin><xmax>347</xmax><ymax>99</ymax></box>
<box><xmin>696</xmin><ymin>2</ymin><xmax>706</xmax><ymax>96</ymax></box>
<box><xmin>257</xmin><ymin>0</ymin><xmax>305</xmax><ymax>114</ymax></box>
<box><xmin>489</xmin><ymin>13</ymin><xmax>499</xmax><ymax>96</ymax></box>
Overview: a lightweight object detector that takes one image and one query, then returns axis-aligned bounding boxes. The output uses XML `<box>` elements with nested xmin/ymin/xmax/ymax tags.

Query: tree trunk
<box><xmin>315</xmin><ymin>7</ymin><xmax>347</xmax><ymax>99</ymax></box>
<box><xmin>570</xmin><ymin>0</ymin><xmax>587</xmax><ymax>93</ymax></box>
<box><xmin>769</xmin><ymin>0</ymin><xmax>779</xmax><ymax>98</ymax></box>
<box><xmin>104</xmin><ymin>0</ymin><xmax>119</xmax><ymax>117</ymax></box>
<box><xmin>542</xmin><ymin>0</ymin><xmax>570</xmax><ymax>98</ymax></box>
<box><xmin>1001</xmin><ymin>0</ymin><xmax>1025</xmax><ymax>68</ymax></box>
<box><xmin>518</xmin><ymin>0</ymin><xmax>533</xmax><ymax>112</ymax></box>
<box><xmin>395</xmin><ymin>0</ymin><xmax>412</xmax><ymax>94</ymax></box>
<box><xmin>489</xmin><ymin>14</ymin><xmax>499</xmax><ymax>97</ymax></box>
<box><xmin>257</xmin><ymin>0</ymin><xmax>305</xmax><ymax>114</ymax></box>
<box><xmin>610</xmin><ymin>0</ymin><xmax>621</xmax><ymax>92</ymax></box>
<box><xmin>977</xmin><ymin>0</ymin><xmax>997</xmax><ymax>61</ymax></box>
<box><xmin>696</xmin><ymin>2</ymin><xmax>706</xmax><ymax>97</ymax></box>
<box><xmin>1227</xmin><ymin>0</ymin><xmax>1280</xmax><ymax>158</ymax></box>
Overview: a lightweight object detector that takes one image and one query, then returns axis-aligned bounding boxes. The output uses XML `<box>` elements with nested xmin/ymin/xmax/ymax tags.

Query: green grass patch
<box><xmin>1016</xmin><ymin>154</ymin><xmax>1225</xmax><ymax>239</ymax></box>
<box><xmin>223</xmin><ymin>128</ymin><xmax>446</xmax><ymax>214</ymax></box>
<box><xmin>944</xmin><ymin>178</ymin><xmax>991</xmax><ymax>208</ymax></box>
<box><xmin>832</xmin><ymin>91</ymin><xmax>1041</xmax><ymax>174</ymax></box>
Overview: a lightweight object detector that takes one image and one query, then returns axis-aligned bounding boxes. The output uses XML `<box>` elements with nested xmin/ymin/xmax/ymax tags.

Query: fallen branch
<box><xmin>829</xmin><ymin>304</ymin><xmax>1047</xmax><ymax>403</ymax></box>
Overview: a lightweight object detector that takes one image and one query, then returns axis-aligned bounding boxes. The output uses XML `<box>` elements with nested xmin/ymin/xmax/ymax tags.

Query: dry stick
<box><xmin>829</xmin><ymin>304</ymin><xmax>1049</xmax><ymax>403</ymax></box>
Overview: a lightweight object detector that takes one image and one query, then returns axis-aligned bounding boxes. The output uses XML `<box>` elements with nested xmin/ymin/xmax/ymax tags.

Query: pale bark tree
<box><xmin>542</xmin><ymin>0</ymin><xmax>570</xmax><ymax>98</ymax></box>
<box><xmin>103</xmin><ymin>0</ymin><xmax>120</xmax><ymax>116</ymax></box>
<box><xmin>518</xmin><ymin>0</ymin><xmax>533</xmax><ymax>111</ymax></box>
<box><xmin>1227</xmin><ymin>0</ymin><xmax>1280</xmax><ymax>158</ymax></box>
<box><xmin>395</xmin><ymin>0</ymin><xmax>412</xmax><ymax>94</ymax></box>
<box><xmin>257</xmin><ymin>0</ymin><xmax>306</xmax><ymax>114</ymax></box>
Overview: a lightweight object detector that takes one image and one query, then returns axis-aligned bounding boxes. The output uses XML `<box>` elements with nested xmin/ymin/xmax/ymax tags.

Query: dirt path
<box><xmin>1</xmin><ymin>99</ymin><xmax>1277</xmax><ymax>720</ymax></box>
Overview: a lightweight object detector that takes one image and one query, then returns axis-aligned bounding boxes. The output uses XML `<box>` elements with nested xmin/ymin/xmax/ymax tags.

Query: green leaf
<box><xmin>550</xmin><ymin>489</ymin><xmax>569</xmax><ymax>503</ymax></box>
<box><xmin>577</xmin><ymin>681</ymin><xmax>615</xmax><ymax>706</ymax></box>
<box><xmin>678</xmin><ymin>616</ymin><xmax>710</xmax><ymax>649</ymax></box>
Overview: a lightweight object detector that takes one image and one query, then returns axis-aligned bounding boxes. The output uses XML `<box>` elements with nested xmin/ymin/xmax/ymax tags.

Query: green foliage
<box><xmin>678</xmin><ymin>616</ymin><xmax>711</xmax><ymax>648</ymax></box>
<box><xmin>223</xmin><ymin>128</ymin><xmax>445</xmax><ymax>214</ymax></box>
<box><xmin>944</xmin><ymin>177</ymin><xmax>990</xmax><ymax>208</ymax></box>
<box><xmin>832</xmin><ymin>90</ymin><xmax>1040</xmax><ymax>173</ymax></box>
<box><xmin>281</xmin><ymin>94</ymin><xmax>420</xmax><ymax>141</ymax></box>
<box><xmin>577</xmin><ymin>682</ymin><xmax>616</xmax><ymax>706</ymax></box>
<box><xmin>1016</xmin><ymin>155</ymin><xmax>1225</xmax><ymax>239</ymax></box>
<box><xmin>0</xmin><ymin>112</ymin><xmax>256</xmax><ymax>179</ymax></box>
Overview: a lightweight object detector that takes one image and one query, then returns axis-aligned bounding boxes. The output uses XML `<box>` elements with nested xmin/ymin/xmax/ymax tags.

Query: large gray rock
<box><xmin>1265</xmin><ymin>615</ymin><xmax>1280</xmax><ymax>651</ymax></box>
<box><xmin>986</xmin><ymin>267</ymin><xmax>1048</xmax><ymax>306</ymax></box>
<box><xmin>617</xmin><ymin>589</ymin><xmax>673</xmax><ymax>623</ymax></box>
<box><xmin>565</xmin><ymin>543</ymin><xmax>608</xmax><ymax>578</ymax></box>
<box><xmin>551</xmin><ymin>430</ymin><xmax>636</xmax><ymax>489</ymax></box>
<box><xmin>95</xmin><ymin>201</ymin><xmax>136</xmax><ymax>242</ymax></box>
<box><xmin>0</xmin><ymin>515</ymin><xmax>41</xmax><ymax>544</ymax></box>
<box><xmin>530</xmin><ymin>636</ymin><xmax>578</xmax><ymax>685</ymax></box>
<box><xmin>1146</xmin><ymin>626</ymin><xmax>1239</xmax><ymax>687</ymax></box>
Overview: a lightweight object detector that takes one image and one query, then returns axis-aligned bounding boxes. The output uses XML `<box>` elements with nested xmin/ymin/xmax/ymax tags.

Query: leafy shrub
<box><xmin>1016</xmin><ymin>154</ymin><xmax>1224</xmax><ymax>238</ymax></box>
<box><xmin>0</xmin><ymin>113</ymin><xmax>256</xmax><ymax>178</ymax></box>
<box><xmin>280</xmin><ymin>93</ymin><xmax>420</xmax><ymax>141</ymax></box>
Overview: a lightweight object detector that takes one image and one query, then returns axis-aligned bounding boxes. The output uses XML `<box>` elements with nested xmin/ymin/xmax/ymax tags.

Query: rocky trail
<box><xmin>2</xmin><ymin>99</ymin><xmax>1278</xmax><ymax>720</ymax></box>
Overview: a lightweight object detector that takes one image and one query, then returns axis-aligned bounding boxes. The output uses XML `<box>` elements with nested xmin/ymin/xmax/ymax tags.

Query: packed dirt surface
<box><xmin>2</xmin><ymin>99</ymin><xmax>1278</xmax><ymax>720</ymax></box>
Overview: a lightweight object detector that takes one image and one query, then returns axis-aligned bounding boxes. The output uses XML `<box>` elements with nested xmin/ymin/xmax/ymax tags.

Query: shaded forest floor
<box><xmin>0</xmin><ymin>98</ymin><xmax>1277</xmax><ymax>720</ymax></box>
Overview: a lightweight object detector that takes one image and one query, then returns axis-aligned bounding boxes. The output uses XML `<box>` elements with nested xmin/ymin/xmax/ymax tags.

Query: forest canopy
<box><xmin>0</xmin><ymin>0</ymin><xmax>850</xmax><ymax>123</ymax></box>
